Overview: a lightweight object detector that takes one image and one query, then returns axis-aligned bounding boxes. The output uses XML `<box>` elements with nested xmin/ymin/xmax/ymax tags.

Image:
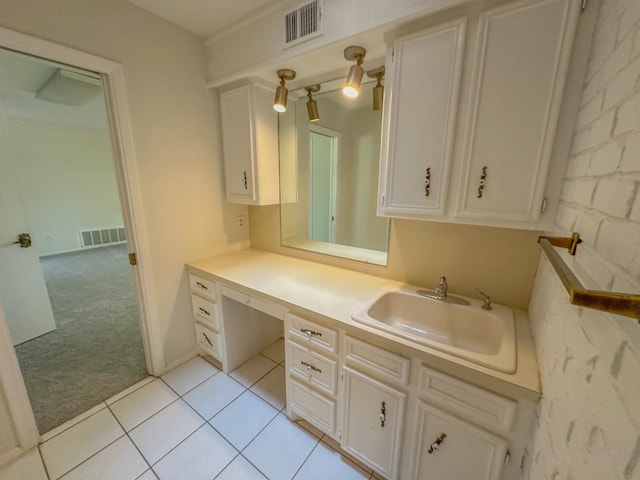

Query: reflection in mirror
<box><xmin>279</xmin><ymin>78</ymin><xmax>390</xmax><ymax>265</ymax></box>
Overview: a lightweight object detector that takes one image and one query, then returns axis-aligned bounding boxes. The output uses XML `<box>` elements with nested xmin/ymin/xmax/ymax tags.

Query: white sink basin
<box><xmin>352</xmin><ymin>289</ymin><xmax>516</xmax><ymax>373</ymax></box>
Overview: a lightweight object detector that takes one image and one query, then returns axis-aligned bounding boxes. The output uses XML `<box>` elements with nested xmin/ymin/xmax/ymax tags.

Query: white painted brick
<box><xmin>612</xmin><ymin>342</ymin><xmax>640</xmax><ymax>427</ymax></box>
<box><xmin>592</xmin><ymin>178</ymin><xmax>635</xmax><ymax>217</ymax></box>
<box><xmin>576</xmin><ymin>249</ymin><xmax>616</xmax><ymax>291</ymax></box>
<box><xmin>614</xmin><ymin>94</ymin><xmax>640</xmax><ymax>137</ymax></box>
<box><xmin>565</xmin><ymin>151</ymin><xmax>592</xmax><ymax>177</ymax></box>
<box><xmin>555</xmin><ymin>204</ymin><xmax>578</xmax><ymax>231</ymax></box>
<box><xmin>618</xmin><ymin>0</ymin><xmax>640</xmax><ymax>42</ymax></box>
<box><xmin>603</xmin><ymin>55</ymin><xmax>640</xmax><ymax>110</ymax></box>
<box><xmin>572</xmin><ymin>111</ymin><xmax>615</xmax><ymax>152</ymax></box>
<box><xmin>595</xmin><ymin>220</ymin><xmax>640</xmax><ymax>269</ymax></box>
<box><xmin>576</xmin><ymin>92</ymin><xmax>604</xmax><ymax>129</ymax></box>
<box><xmin>619</xmin><ymin>134</ymin><xmax>640</xmax><ymax>172</ymax></box>
<box><xmin>560</xmin><ymin>180</ymin><xmax>575</xmax><ymax>202</ymax></box>
<box><xmin>573</xmin><ymin>212</ymin><xmax>602</xmax><ymax>247</ymax></box>
<box><xmin>599</xmin><ymin>36</ymin><xmax>634</xmax><ymax>88</ymax></box>
<box><xmin>572</xmin><ymin>179</ymin><xmax>598</xmax><ymax>206</ymax></box>
<box><xmin>588</xmin><ymin>143</ymin><xmax>623</xmax><ymax>175</ymax></box>
<box><xmin>581</xmin><ymin>71</ymin><xmax>603</xmax><ymax>107</ymax></box>
<box><xmin>630</xmin><ymin>190</ymin><xmax>640</xmax><ymax>221</ymax></box>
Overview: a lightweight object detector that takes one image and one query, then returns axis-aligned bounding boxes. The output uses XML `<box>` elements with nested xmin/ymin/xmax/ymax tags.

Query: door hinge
<box><xmin>541</xmin><ymin>197</ymin><xmax>548</xmax><ymax>213</ymax></box>
<box><xmin>581</xmin><ymin>0</ymin><xmax>587</xmax><ymax>11</ymax></box>
<box><xmin>128</xmin><ymin>252</ymin><xmax>137</xmax><ymax>266</ymax></box>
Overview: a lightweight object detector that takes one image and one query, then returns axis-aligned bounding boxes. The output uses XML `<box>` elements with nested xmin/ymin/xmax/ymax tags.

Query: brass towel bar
<box><xmin>538</xmin><ymin>233</ymin><xmax>640</xmax><ymax>322</ymax></box>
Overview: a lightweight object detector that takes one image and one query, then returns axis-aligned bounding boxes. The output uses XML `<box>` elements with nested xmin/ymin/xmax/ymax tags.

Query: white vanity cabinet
<box><xmin>455</xmin><ymin>0</ymin><xmax>581</xmax><ymax>223</ymax></box>
<box><xmin>378</xmin><ymin>18</ymin><xmax>466</xmax><ymax>218</ymax></box>
<box><xmin>378</xmin><ymin>0</ymin><xmax>581</xmax><ymax>229</ymax></box>
<box><xmin>219</xmin><ymin>82</ymin><xmax>279</xmax><ymax>205</ymax></box>
<box><xmin>188</xmin><ymin>273</ymin><xmax>224</xmax><ymax>362</ymax></box>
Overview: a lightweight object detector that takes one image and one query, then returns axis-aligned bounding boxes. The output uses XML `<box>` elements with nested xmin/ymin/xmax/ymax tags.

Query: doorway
<box><xmin>308</xmin><ymin>126</ymin><xmax>339</xmax><ymax>243</ymax></box>
<box><xmin>0</xmin><ymin>48</ymin><xmax>148</xmax><ymax>434</ymax></box>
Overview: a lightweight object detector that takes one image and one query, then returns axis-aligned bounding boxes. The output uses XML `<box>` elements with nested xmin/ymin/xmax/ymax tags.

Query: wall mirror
<box><xmin>279</xmin><ymin>77</ymin><xmax>390</xmax><ymax>266</ymax></box>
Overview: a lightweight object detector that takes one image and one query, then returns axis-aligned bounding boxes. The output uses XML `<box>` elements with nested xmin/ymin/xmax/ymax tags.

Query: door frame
<box><xmin>0</xmin><ymin>27</ymin><xmax>163</xmax><ymax>448</ymax></box>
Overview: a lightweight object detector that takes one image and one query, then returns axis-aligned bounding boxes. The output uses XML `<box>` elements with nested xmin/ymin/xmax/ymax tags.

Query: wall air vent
<box><xmin>283</xmin><ymin>0</ymin><xmax>323</xmax><ymax>49</ymax></box>
<box><xmin>80</xmin><ymin>227</ymin><xmax>126</xmax><ymax>248</ymax></box>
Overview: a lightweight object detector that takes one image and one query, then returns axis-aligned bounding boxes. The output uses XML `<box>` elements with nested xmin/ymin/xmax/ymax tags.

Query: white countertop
<box><xmin>187</xmin><ymin>249</ymin><xmax>541</xmax><ymax>401</ymax></box>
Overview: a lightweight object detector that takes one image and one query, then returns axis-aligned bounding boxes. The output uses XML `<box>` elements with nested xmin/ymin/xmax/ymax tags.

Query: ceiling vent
<box><xmin>283</xmin><ymin>0</ymin><xmax>323</xmax><ymax>49</ymax></box>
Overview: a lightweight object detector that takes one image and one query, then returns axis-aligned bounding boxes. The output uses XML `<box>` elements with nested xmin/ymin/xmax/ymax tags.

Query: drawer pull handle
<box><xmin>300</xmin><ymin>361</ymin><xmax>321</xmax><ymax>373</ymax></box>
<box><xmin>379</xmin><ymin>401</ymin><xmax>386</xmax><ymax>427</ymax></box>
<box><xmin>300</xmin><ymin>328</ymin><xmax>322</xmax><ymax>338</ymax></box>
<box><xmin>427</xmin><ymin>433</ymin><xmax>447</xmax><ymax>454</ymax></box>
<box><xmin>425</xmin><ymin>167</ymin><xmax>431</xmax><ymax>197</ymax></box>
<box><xmin>202</xmin><ymin>332</ymin><xmax>213</xmax><ymax>347</ymax></box>
<box><xmin>243</xmin><ymin>170</ymin><xmax>248</xmax><ymax>190</ymax></box>
<box><xmin>196</xmin><ymin>282</ymin><xmax>209</xmax><ymax>291</ymax></box>
<box><xmin>198</xmin><ymin>307</ymin><xmax>210</xmax><ymax>316</ymax></box>
<box><xmin>477</xmin><ymin>166</ymin><xmax>487</xmax><ymax>198</ymax></box>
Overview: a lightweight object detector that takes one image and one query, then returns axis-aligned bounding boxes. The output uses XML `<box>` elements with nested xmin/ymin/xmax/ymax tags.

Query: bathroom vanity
<box><xmin>186</xmin><ymin>249</ymin><xmax>540</xmax><ymax>480</ymax></box>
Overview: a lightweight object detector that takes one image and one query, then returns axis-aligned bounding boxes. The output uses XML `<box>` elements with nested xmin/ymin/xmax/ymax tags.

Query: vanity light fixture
<box><xmin>273</xmin><ymin>68</ymin><xmax>296</xmax><ymax>112</ymax></box>
<box><xmin>367</xmin><ymin>66</ymin><xmax>385</xmax><ymax>111</ymax></box>
<box><xmin>342</xmin><ymin>46</ymin><xmax>367</xmax><ymax>98</ymax></box>
<box><xmin>305</xmin><ymin>84</ymin><xmax>321</xmax><ymax>122</ymax></box>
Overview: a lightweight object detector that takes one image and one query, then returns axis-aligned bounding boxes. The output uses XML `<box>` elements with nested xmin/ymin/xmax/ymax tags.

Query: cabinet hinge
<box><xmin>338</xmin><ymin>430</ymin><xmax>342</xmax><ymax>440</ymax></box>
<box><xmin>541</xmin><ymin>197</ymin><xmax>548</xmax><ymax>213</ymax></box>
<box><xmin>391</xmin><ymin>48</ymin><xmax>394</xmax><ymax>62</ymax></box>
<box><xmin>128</xmin><ymin>252</ymin><xmax>137</xmax><ymax>266</ymax></box>
<box><xmin>341</xmin><ymin>369</ymin><xmax>344</xmax><ymax>381</ymax></box>
<box><xmin>504</xmin><ymin>449</ymin><xmax>511</xmax><ymax>465</ymax></box>
<box><xmin>581</xmin><ymin>0</ymin><xmax>587</xmax><ymax>11</ymax></box>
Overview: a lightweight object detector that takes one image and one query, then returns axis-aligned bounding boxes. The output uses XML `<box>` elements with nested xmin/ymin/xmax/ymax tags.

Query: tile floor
<box><xmin>1</xmin><ymin>339</ymin><xmax>383</xmax><ymax>480</ymax></box>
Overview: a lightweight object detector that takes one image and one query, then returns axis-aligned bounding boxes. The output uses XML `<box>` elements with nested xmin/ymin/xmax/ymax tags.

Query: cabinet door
<box><xmin>341</xmin><ymin>367</ymin><xmax>406</xmax><ymax>479</ymax></box>
<box><xmin>412</xmin><ymin>402</ymin><xmax>507</xmax><ymax>480</ymax></box>
<box><xmin>220</xmin><ymin>85</ymin><xmax>256</xmax><ymax>203</ymax></box>
<box><xmin>456</xmin><ymin>0</ymin><xmax>580</xmax><ymax>222</ymax></box>
<box><xmin>379</xmin><ymin>18</ymin><xmax>466</xmax><ymax>218</ymax></box>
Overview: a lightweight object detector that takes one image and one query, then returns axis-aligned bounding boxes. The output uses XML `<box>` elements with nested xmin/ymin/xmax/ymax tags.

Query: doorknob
<box><xmin>13</xmin><ymin>233</ymin><xmax>32</xmax><ymax>248</ymax></box>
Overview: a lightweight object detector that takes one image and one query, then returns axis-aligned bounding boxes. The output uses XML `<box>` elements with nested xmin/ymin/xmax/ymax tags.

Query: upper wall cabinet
<box><xmin>378</xmin><ymin>18</ymin><xmax>466</xmax><ymax>218</ymax></box>
<box><xmin>219</xmin><ymin>83</ymin><xmax>279</xmax><ymax>205</ymax></box>
<box><xmin>377</xmin><ymin>0</ymin><xmax>581</xmax><ymax>229</ymax></box>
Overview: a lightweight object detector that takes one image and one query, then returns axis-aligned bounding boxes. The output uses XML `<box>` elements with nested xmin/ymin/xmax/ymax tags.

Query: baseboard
<box><xmin>39</xmin><ymin>242</ymin><xmax>127</xmax><ymax>258</ymax></box>
<box><xmin>163</xmin><ymin>350</ymin><xmax>198</xmax><ymax>374</ymax></box>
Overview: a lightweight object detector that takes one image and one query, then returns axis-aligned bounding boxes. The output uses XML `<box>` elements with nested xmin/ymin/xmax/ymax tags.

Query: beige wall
<box><xmin>250</xmin><ymin>204</ymin><xmax>541</xmax><ymax>310</ymax></box>
<box><xmin>527</xmin><ymin>0</ymin><xmax>640</xmax><ymax>478</ymax></box>
<box><xmin>7</xmin><ymin>118</ymin><xmax>122</xmax><ymax>256</ymax></box>
<box><xmin>0</xmin><ymin>0</ymin><xmax>250</xmax><ymax>369</ymax></box>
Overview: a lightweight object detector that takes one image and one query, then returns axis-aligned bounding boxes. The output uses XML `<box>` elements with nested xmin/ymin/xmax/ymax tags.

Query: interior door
<box><xmin>0</xmin><ymin>107</ymin><xmax>56</xmax><ymax>346</ymax></box>
<box><xmin>309</xmin><ymin>130</ymin><xmax>337</xmax><ymax>243</ymax></box>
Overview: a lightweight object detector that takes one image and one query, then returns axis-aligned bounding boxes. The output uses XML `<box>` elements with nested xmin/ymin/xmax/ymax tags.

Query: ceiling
<box><xmin>126</xmin><ymin>0</ymin><xmax>281</xmax><ymax>39</ymax></box>
<box><xmin>0</xmin><ymin>49</ymin><xmax>108</xmax><ymax>129</ymax></box>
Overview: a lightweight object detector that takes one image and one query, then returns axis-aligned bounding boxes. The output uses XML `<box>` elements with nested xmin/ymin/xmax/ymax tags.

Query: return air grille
<box><xmin>283</xmin><ymin>0</ymin><xmax>323</xmax><ymax>48</ymax></box>
<box><xmin>80</xmin><ymin>227</ymin><xmax>126</xmax><ymax>248</ymax></box>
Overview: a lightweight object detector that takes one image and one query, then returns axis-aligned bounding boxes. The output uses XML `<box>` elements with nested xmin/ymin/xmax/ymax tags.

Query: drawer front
<box><xmin>344</xmin><ymin>336</ymin><xmax>410</xmax><ymax>386</ymax></box>
<box><xmin>220</xmin><ymin>284</ymin><xmax>285</xmax><ymax>320</ymax></box>
<box><xmin>189</xmin><ymin>273</ymin><xmax>216</xmax><ymax>301</ymax></box>
<box><xmin>287</xmin><ymin>314</ymin><xmax>338</xmax><ymax>355</ymax></box>
<box><xmin>195</xmin><ymin>323</ymin><xmax>222</xmax><ymax>360</ymax></box>
<box><xmin>191</xmin><ymin>295</ymin><xmax>218</xmax><ymax>331</ymax></box>
<box><xmin>419</xmin><ymin>366</ymin><xmax>516</xmax><ymax>433</ymax></box>
<box><xmin>288</xmin><ymin>341</ymin><xmax>337</xmax><ymax>395</ymax></box>
<box><xmin>289</xmin><ymin>378</ymin><xmax>336</xmax><ymax>435</ymax></box>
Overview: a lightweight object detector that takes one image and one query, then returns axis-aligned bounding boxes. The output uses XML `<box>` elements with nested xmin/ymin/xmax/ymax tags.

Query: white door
<box><xmin>308</xmin><ymin>129</ymin><xmax>338</xmax><ymax>243</ymax></box>
<box><xmin>0</xmin><ymin>106</ymin><xmax>56</xmax><ymax>346</ymax></box>
<box><xmin>412</xmin><ymin>401</ymin><xmax>507</xmax><ymax>480</ymax></box>
<box><xmin>341</xmin><ymin>367</ymin><xmax>406</xmax><ymax>479</ymax></box>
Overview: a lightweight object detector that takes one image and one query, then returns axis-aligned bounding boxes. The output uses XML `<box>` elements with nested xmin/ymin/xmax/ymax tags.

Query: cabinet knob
<box><xmin>427</xmin><ymin>433</ymin><xmax>447</xmax><ymax>453</ymax></box>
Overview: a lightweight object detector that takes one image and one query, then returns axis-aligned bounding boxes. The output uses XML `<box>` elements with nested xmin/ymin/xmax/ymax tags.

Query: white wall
<box><xmin>0</xmin><ymin>0</ymin><xmax>250</xmax><ymax>370</ymax></box>
<box><xmin>7</xmin><ymin>118</ymin><xmax>122</xmax><ymax>256</ymax></box>
<box><xmin>527</xmin><ymin>0</ymin><xmax>640</xmax><ymax>478</ymax></box>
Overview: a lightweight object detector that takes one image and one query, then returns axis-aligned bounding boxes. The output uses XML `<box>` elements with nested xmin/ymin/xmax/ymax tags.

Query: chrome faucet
<box><xmin>435</xmin><ymin>276</ymin><xmax>448</xmax><ymax>300</ymax></box>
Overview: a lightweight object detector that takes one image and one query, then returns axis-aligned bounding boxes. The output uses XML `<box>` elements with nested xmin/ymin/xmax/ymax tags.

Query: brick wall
<box><xmin>527</xmin><ymin>0</ymin><xmax>640</xmax><ymax>478</ymax></box>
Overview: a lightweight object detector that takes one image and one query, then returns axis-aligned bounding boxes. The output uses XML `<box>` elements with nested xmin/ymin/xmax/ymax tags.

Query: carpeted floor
<box><xmin>15</xmin><ymin>244</ymin><xmax>148</xmax><ymax>434</ymax></box>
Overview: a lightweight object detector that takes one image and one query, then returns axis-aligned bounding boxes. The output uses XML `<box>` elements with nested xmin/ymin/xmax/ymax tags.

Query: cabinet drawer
<box><xmin>195</xmin><ymin>323</ymin><xmax>222</xmax><ymax>360</ymax></box>
<box><xmin>189</xmin><ymin>273</ymin><xmax>216</xmax><ymax>301</ymax></box>
<box><xmin>344</xmin><ymin>336</ymin><xmax>410</xmax><ymax>386</ymax></box>
<box><xmin>288</xmin><ymin>341</ymin><xmax>337</xmax><ymax>396</ymax></box>
<box><xmin>220</xmin><ymin>284</ymin><xmax>285</xmax><ymax>320</ymax></box>
<box><xmin>419</xmin><ymin>366</ymin><xmax>516</xmax><ymax>433</ymax></box>
<box><xmin>191</xmin><ymin>295</ymin><xmax>219</xmax><ymax>331</ymax></box>
<box><xmin>287</xmin><ymin>314</ymin><xmax>338</xmax><ymax>355</ymax></box>
<box><xmin>289</xmin><ymin>378</ymin><xmax>336</xmax><ymax>435</ymax></box>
